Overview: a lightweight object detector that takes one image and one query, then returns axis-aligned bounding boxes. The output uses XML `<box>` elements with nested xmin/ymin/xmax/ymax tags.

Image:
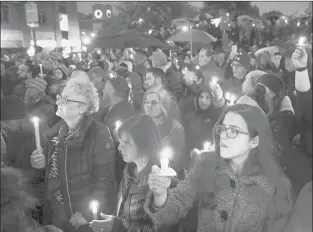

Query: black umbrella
<box><xmin>91</xmin><ymin>29</ymin><xmax>168</xmax><ymax>49</ymax></box>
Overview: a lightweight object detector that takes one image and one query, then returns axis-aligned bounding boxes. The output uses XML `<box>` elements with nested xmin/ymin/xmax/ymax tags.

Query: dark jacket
<box><xmin>221</xmin><ymin>76</ymin><xmax>244</xmax><ymax>101</ymax></box>
<box><xmin>112</xmin><ymin>163</ymin><xmax>179</xmax><ymax>232</ymax></box>
<box><xmin>163</xmin><ymin>63</ymin><xmax>183</xmax><ymax>101</ymax></box>
<box><xmin>200</xmin><ymin>62</ymin><xmax>225</xmax><ymax>83</ymax></box>
<box><xmin>42</xmin><ymin>115</ymin><xmax>116</xmax><ymax>223</ymax></box>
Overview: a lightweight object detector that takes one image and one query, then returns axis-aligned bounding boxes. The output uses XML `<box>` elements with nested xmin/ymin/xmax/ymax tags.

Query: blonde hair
<box><xmin>143</xmin><ymin>86</ymin><xmax>175</xmax><ymax>121</ymax></box>
<box><xmin>66</xmin><ymin>70</ymin><xmax>99</xmax><ymax>115</ymax></box>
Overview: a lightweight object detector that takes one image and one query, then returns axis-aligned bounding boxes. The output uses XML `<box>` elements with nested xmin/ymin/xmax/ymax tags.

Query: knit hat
<box><xmin>232</xmin><ymin>51</ymin><xmax>251</xmax><ymax>71</ymax></box>
<box><xmin>150</xmin><ymin>51</ymin><xmax>168</xmax><ymax>67</ymax></box>
<box><xmin>26</xmin><ymin>77</ymin><xmax>47</xmax><ymax>92</ymax></box>
<box><xmin>53</xmin><ymin>64</ymin><xmax>69</xmax><ymax>77</ymax></box>
<box><xmin>255</xmin><ymin>73</ymin><xmax>285</xmax><ymax>96</ymax></box>
<box><xmin>115</xmin><ymin>63</ymin><xmax>130</xmax><ymax>78</ymax></box>
<box><xmin>1</xmin><ymin>96</ymin><xmax>26</xmax><ymax>120</ymax></box>
<box><xmin>109</xmin><ymin>78</ymin><xmax>130</xmax><ymax>100</ymax></box>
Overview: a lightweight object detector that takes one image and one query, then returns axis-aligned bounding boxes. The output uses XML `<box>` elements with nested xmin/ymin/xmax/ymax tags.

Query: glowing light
<box><xmin>225</xmin><ymin>92</ymin><xmax>231</xmax><ymax>101</ymax></box>
<box><xmin>27</xmin><ymin>46</ymin><xmax>35</xmax><ymax>57</ymax></box>
<box><xmin>109</xmin><ymin>72</ymin><xmax>114</xmax><ymax>78</ymax></box>
<box><xmin>211</xmin><ymin>76</ymin><xmax>218</xmax><ymax>85</ymax></box>
<box><xmin>284</xmin><ymin>19</ymin><xmax>288</xmax><ymax>24</ymax></box>
<box><xmin>195</xmin><ymin>65</ymin><xmax>200</xmax><ymax>70</ymax></box>
<box><xmin>160</xmin><ymin>147</ymin><xmax>172</xmax><ymax>170</ymax></box>
<box><xmin>81</xmin><ymin>32</ymin><xmax>86</xmax><ymax>35</ymax></box>
<box><xmin>298</xmin><ymin>36</ymin><xmax>307</xmax><ymax>46</ymax></box>
<box><xmin>181</xmin><ymin>25</ymin><xmax>189</xmax><ymax>32</ymax></box>
<box><xmin>203</xmin><ymin>141</ymin><xmax>215</xmax><ymax>151</ymax></box>
<box><xmin>211</xmin><ymin>18</ymin><xmax>222</xmax><ymax>27</ymax></box>
<box><xmin>148</xmin><ymin>29</ymin><xmax>153</xmax><ymax>34</ymax></box>
<box><xmin>297</xmin><ymin>21</ymin><xmax>301</xmax><ymax>27</ymax></box>
<box><xmin>226</xmin><ymin>13</ymin><xmax>229</xmax><ymax>17</ymax></box>
<box><xmin>129</xmin><ymin>54</ymin><xmax>134</xmax><ymax>59</ymax></box>
<box><xmin>196</xmin><ymin>24</ymin><xmax>199</xmax><ymax>27</ymax></box>
<box><xmin>90</xmin><ymin>33</ymin><xmax>96</xmax><ymax>37</ymax></box>
<box><xmin>83</xmin><ymin>37</ymin><xmax>91</xmax><ymax>45</ymax></box>
<box><xmin>106</xmin><ymin>9</ymin><xmax>112</xmax><ymax>18</ymax></box>
<box><xmin>31</xmin><ymin>117</ymin><xmax>41</xmax><ymax>153</ymax></box>
<box><xmin>252</xmin><ymin>23</ymin><xmax>255</xmax><ymax>27</ymax></box>
<box><xmin>305</xmin><ymin>21</ymin><xmax>308</xmax><ymax>25</ymax></box>
<box><xmin>115</xmin><ymin>120</ymin><xmax>122</xmax><ymax>130</ymax></box>
<box><xmin>138</xmin><ymin>18</ymin><xmax>144</xmax><ymax>23</ymax></box>
<box><xmin>90</xmin><ymin>200</ymin><xmax>99</xmax><ymax>220</ymax></box>
<box><xmin>31</xmin><ymin>117</ymin><xmax>40</xmax><ymax>125</ymax></box>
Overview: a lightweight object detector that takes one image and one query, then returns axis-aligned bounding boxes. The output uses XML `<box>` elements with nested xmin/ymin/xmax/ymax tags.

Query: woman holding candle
<box><xmin>89</xmin><ymin>114</ymin><xmax>178</xmax><ymax>232</ymax></box>
<box><xmin>30</xmin><ymin>71</ymin><xmax>116</xmax><ymax>232</ymax></box>
<box><xmin>145</xmin><ymin>103</ymin><xmax>293</xmax><ymax>232</ymax></box>
<box><xmin>143</xmin><ymin>86</ymin><xmax>186</xmax><ymax>178</ymax></box>
<box><xmin>183</xmin><ymin>80</ymin><xmax>227</xmax><ymax>155</ymax></box>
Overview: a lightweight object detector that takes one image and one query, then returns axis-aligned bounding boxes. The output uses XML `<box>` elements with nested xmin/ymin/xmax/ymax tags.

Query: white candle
<box><xmin>39</xmin><ymin>64</ymin><xmax>43</xmax><ymax>75</ymax></box>
<box><xmin>90</xmin><ymin>200</ymin><xmax>99</xmax><ymax>220</ymax></box>
<box><xmin>160</xmin><ymin>147</ymin><xmax>172</xmax><ymax>170</ymax></box>
<box><xmin>298</xmin><ymin>36</ymin><xmax>306</xmax><ymax>46</ymax></box>
<box><xmin>31</xmin><ymin>117</ymin><xmax>41</xmax><ymax>153</ymax></box>
<box><xmin>203</xmin><ymin>141</ymin><xmax>215</xmax><ymax>151</ymax></box>
<box><xmin>211</xmin><ymin>76</ymin><xmax>218</xmax><ymax>85</ymax></box>
<box><xmin>115</xmin><ymin>120</ymin><xmax>122</xmax><ymax>130</ymax></box>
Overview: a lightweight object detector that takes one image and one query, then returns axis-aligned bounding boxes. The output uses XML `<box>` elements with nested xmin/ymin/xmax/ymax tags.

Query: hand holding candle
<box><xmin>203</xmin><ymin>140</ymin><xmax>215</xmax><ymax>151</ymax></box>
<box><xmin>90</xmin><ymin>200</ymin><xmax>99</xmax><ymax>220</ymax></box>
<box><xmin>39</xmin><ymin>64</ymin><xmax>43</xmax><ymax>76</ymax></box>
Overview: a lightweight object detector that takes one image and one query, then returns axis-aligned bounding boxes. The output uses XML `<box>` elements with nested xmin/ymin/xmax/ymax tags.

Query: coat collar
<box><xmin>44</xmin><ymin>114</ymin><xmax>94</xmax><ymax>139</ymax></box>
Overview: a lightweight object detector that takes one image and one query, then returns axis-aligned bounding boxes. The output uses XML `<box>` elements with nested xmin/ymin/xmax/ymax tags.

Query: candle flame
<box><xmin>195</xmin><ymin>65</ymin><xmax>200</xmax><ymax>70</ymax></box>
<box><xmin>90</xmin><ymin>200</ymin><xmax>99</xmax><ymax>214</ymax></box>
<box><xmin>211</xmin><ymin>76</ymin><xmax>218</xmax><ymax>85</ymax></box>
<box><xmin>203</xmin><ymin>141</ymin><xmax>215</xmax><ymax>151</ymax></box>
<box><xmin>115</xmin><ymin>120</ymin><xmax>122</xmax><ymax>130</ymax></box>
<box><xmin>160</xmin><ymin>147</ymin><xmax>172</xmax><ymax>160</ymax></box>
<box><xmin>298</xmin><ymin>36</ymin><xmax>306</xmax><ymax>46</ymax></box>
<box><xmin>109</xmin><ymin>73</ymin><xmax>114</xmax><ymax>78</ymax></box>
<box><xmin>31</xmin><ymin>117</ymin><xmax>40</xmax><ymax>124</ymax></box>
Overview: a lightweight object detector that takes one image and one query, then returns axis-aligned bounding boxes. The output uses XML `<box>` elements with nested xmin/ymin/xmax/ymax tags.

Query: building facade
<box><xmin>1</xmin><ymin>2</ymin><xmax>81</xmax><ymax>52</ymax></box>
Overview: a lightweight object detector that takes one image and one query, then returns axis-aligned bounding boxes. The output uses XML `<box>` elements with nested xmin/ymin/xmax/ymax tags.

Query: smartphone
<box><xmin>232</xmin><ymin>45</ymin><xmax>237</xmax><ymax>53</ymax></box>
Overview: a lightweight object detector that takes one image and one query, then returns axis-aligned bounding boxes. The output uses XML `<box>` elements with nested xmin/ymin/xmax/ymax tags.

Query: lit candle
<box><xmin>203</xmin><ymin>141</ymin><xmax>215</xmax><ymax>151</ymax></box>
<box><xmin>158</xmin><ymin>147</ymin><xmax>177</xmax><ymax>176</ymax></box>
<box><xmin>90</xmin><ymin>200</ymin><xmax>99</xmax><ymax>220</ymax></box>
<box><xmin>115</xmin><ymin>120</ymin><xmax>122</xmax><ymax>130</ymax></box>
<box><xmin>211</xmin><ymin>76</ymin><xmax>218</xmax><ymax>85</ymax></box>
<box><xmin>31</xmin><ymin>117</ymin><xmax>42</xmax><ymax>153</ymax></box>
<box><xmin>160</xmin><ymin>147</ymin><xmax>171</xmax><ymax>170</ymax></box>
<box><xmin>195</xmin><ymin>65</ymin><xmax>200</xmax><ymax>70</ymax></box>
<box><xmin>297</xmin><ymin>36</ymin><xmax>307</xmax><ymax>46</ymax></box>
<box><xmin>39</xmin><ymin>64</ymin><xmax>43</xmax><ymax>76</ymax></box>
<box><xmin>109</xmin><ymin>73</ymin><xmax>114</xmax><ymax>78</ymax></box>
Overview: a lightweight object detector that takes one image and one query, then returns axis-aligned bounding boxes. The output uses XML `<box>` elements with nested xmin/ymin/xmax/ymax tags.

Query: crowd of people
<box><xmin>1</xmin><ymin>30</ymin><xmax>312</xmax><ymax>232</ymax></box>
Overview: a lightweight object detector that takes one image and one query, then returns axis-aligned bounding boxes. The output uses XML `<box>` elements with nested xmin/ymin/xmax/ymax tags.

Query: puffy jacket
<box><xmin>42</xmin><ymin>115</ymin><xmax>116</xmax><ymax>223</ymax></box>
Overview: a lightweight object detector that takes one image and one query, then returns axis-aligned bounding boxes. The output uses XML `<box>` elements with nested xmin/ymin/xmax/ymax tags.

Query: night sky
<box><xmin>77</xmin><ymin>1</ymin><xmax>310</xmax><ymax>16</ymax></box>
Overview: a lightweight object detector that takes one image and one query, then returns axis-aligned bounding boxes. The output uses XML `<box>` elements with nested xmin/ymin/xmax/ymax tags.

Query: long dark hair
<box><xmin>117</xmin><ymin>114</ymin><xmax>161</xmax><ymax>166</ymax></box>
<box><xmin>191</xmin><ymin>104</ymin><xmax>293</xmax><ymax>216</ymax></box>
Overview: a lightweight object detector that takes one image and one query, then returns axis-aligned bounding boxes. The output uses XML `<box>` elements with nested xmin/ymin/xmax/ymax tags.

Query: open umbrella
<box><xmin>193</xmin><ymin>13</ymin><xmax>213</xmax><ymax>21</ymax></box>
<box><xmin>167</xmin><ymin>29</ymin><xmax>217</xmax><ymax>44</ymax></box>
<box><xmin>183</xmin><ymin>42</ymin><xmax>213</xmax><ymax>53</ymax></box>
<box><xmin>91</xmin><ymin>29</ymin><xmax>168</xmax><ymax>49</ymax></box>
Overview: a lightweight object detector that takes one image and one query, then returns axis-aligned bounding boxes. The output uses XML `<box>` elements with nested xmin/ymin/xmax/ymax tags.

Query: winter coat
<box><xmin>144</xmin><ymin>152</ymin><xmax>292</xmax><ymax>232</ymax></box>
<box><xmin>283</xmin><ymin>181</ymin><xmax>312</xmax><ymax>232</ymax></box>
<box><xmin>163</xmin><ymin>63</ymin><xmax>183</xmax><ymax>101</ymax></box>
<box><xmin>42</xmin><ymin>115</ymin><xmax>116</xmax><ymax>223</ymax></box>
<box><xmin>178</xmin><ymin>83</ymin><xmax>201</xmax><ymax>116</ymax></box>
<box><xmin>111</xmin><ymin>163</ymin><xmax>179</xmax><ymax>232</ymax></box>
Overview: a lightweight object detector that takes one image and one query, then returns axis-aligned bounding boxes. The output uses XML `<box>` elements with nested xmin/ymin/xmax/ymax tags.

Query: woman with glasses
<box><xmin>30</xmin><ymin>71</ymin><xmax>116</xmax><ymax>232</ymax></box>
<box><xmin>145</xmin><ymin>103</ymin><xmax>293</xmax><ymax>232</ymax></box>
<box><xmin>142</xmin><ymin>86</ymin><xmax>186</xmax><ymax>178</ymax></box>
<box><xmin>89</xmin><ymin>114</ymin><xmax>178</xmax><ymax>232</ymax></box>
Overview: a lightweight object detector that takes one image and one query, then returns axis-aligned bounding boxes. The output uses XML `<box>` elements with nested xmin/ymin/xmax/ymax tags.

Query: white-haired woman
<box><xmin>143</xmin><ymin>86</ymin><xmax>186</xmax><ymax>178</ymax></box>
<box><xmin>30</xmin><ymin>71</ymin><xmax>116</xmax><ymax>231</ymax></box>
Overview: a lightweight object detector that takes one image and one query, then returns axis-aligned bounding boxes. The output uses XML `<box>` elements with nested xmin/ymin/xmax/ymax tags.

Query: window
<box><xmin>38</xmin><ymin>11</ymin><xmax>47</xmax><ymax>26</ymax></box>
<box><xmin>1</xmin><ymin>5</ymin><xmax>10</xmax><ymax>23</ymax></box>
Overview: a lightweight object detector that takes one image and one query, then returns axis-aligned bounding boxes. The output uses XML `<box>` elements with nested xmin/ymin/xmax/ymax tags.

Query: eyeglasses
<box><xmin>56</xmin><ymin>94</ymin><xmax>86</xmax><ymax>105</ymax></box>
<box><xmin>143</xmin><ymin>100</ymin><xmax>159</xmax><ymax>106</ymax></box>
<box><xmin>216</xmin><ymin>124</ymin><xmax>251</xmax><ymax>139</ymax></box>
